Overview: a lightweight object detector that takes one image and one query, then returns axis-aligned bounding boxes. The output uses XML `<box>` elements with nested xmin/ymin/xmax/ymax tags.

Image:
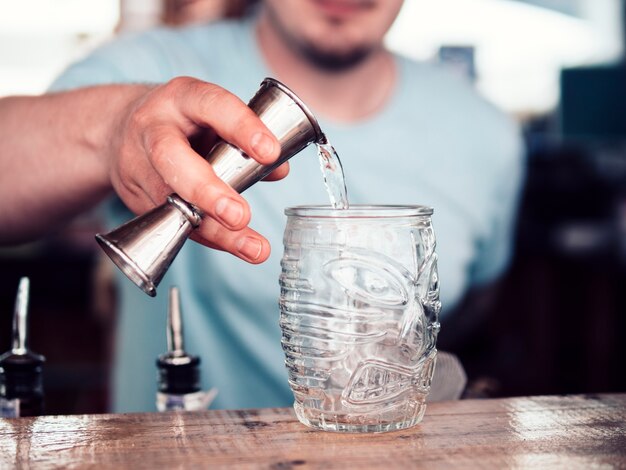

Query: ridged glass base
<box><xmin>293</xmin><ymin>400</ymin><xmax>427</xmax><ymax>433</ymax></box>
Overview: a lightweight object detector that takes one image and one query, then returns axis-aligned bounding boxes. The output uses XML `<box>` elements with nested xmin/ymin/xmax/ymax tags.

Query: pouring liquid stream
<box><xmin>316</xmin><ymin>140</ymin><xmax>350</xmax><ymax>210</ymax></box>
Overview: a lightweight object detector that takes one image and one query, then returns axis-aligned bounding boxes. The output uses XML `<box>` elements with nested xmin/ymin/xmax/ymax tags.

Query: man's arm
<box><xmin>0</xmin><ymin>85</ymin><xmax>141</xmax><ymax>243</ymax></box>
<box><xmin>0</xmin><ymin>78</ymin><xmax>284</xmax><ymax>263</ymax></box>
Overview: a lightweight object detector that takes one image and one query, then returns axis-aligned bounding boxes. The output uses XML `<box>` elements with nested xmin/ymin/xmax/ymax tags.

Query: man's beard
<box><xmin>298</xmin><ymin>42</ymin><xmax>372</xmax><ymax>72</ymax></box>
<box><xmin>265</xmin><ymin>6</ymin><xmax>374</xmax><ymax>72</ymax></box>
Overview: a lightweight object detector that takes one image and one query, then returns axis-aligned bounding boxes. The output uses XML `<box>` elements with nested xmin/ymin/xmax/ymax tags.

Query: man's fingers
<box><xmin>112</xmin><ymin>78</ymin><xmax>289</xmax><ymax>261</ymax></box>
<box><xmin>146</xmin><ymin>126</ymin><xmax>251</xmax><ymax>230</ymax></box>
<box><xmin>262</xmin><ymin>162</ymin><xmax>290</xmax><ymax>182</ymax></box>
<box><xmin>190</xmin><ymin>220</ymin><xmax>271</xmax><ymax>264</ymax></box>
<box><xmin>170</xmin><ymin>78</ymin><xmax>281</xmax><ymax>165</ymax></box>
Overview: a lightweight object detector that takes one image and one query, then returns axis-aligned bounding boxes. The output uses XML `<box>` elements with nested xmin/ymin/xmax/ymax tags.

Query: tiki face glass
<box><xmin>279</xmin><ymin>205</ymin><xmax>441</xmax><ymax>433</ymax></box>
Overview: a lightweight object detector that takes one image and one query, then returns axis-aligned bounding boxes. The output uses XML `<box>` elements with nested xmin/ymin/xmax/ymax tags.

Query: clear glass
<box><xmin>279</xmin><ymin>205</ymin><xmax>441</xmax><ymax>433</ymax></box>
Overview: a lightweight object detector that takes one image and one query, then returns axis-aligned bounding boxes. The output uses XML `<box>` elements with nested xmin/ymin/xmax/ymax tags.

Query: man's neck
<box><xmin>255</xmin><ymin>13</ymin><xmax>396</xmax><ymax>124</ymax></box>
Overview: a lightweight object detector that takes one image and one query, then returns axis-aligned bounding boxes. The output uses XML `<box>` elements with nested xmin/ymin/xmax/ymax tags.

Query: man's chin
<box><xmin>300</xmin><ymin>45</ymin><xmax>372</xmax><ymax>72</ymax></box>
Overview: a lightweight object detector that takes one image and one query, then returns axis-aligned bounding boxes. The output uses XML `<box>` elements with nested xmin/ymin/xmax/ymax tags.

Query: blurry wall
<box><xmin>0</xmin><ymin>0</ymin><xmax>119</xmax><ymax>97</ymax></box>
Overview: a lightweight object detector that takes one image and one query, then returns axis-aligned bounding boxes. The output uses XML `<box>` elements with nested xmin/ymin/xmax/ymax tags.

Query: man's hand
<box><xmin>107</xmin><ymin>77</ymin><xmax>286</xmax><ymax>263</ymax></box>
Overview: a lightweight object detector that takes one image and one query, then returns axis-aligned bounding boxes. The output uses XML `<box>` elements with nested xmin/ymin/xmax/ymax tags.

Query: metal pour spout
<box><xmin>96</xmin><ymin>78</ymin><xmax>324</xmax><ymax>297</ymax></box>
<box><xmin>167</xmin><ymin>286</ymin><xmax>185</xmax><ymax>357</ymax></box>
<box><xmin>156</xmin><ymin>286</ymin><xmax>202</xmax><ymax>400</ymax></box>
<box><xmin>12</xmin><ymin>277</ymin><xmax>30</xmax><ymax>354</ymax></box>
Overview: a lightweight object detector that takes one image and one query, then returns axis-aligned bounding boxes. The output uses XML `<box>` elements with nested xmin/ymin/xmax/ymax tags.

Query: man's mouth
<box><xmin>311</xmin><ymin>0</ymin><xmax>376</xmax><ymax>19</ymax></box>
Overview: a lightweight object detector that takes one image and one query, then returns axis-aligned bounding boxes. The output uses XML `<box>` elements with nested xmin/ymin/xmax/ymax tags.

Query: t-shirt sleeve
<box><xmin>48</xmin><ymin>31</ymin><xmax>172</xmax><ymax>92</ymax></box>
<box><xmin>49</xmin><ymin>54</ymin><xmax>127</xmax><ymax>92</ymax></box>
<box><xmin>469</xmin><ymin>119</ymin><xmax>526</xmax><ymax>286</ymax></box>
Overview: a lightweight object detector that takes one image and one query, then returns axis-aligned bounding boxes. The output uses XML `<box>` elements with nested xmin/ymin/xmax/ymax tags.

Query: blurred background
<box><xmin>1</xmin><ymin>0</ymin><xmax>625</xmax><ymax>414</ymax></box>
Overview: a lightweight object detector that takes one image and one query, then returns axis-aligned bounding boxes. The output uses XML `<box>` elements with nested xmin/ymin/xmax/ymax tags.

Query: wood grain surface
<box><xmin>1</xmin><ymin>394</ymin><xmax>624</xmax><ymax>469</ymax></box>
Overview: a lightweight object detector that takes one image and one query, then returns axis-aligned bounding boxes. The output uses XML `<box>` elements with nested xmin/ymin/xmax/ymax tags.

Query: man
<box><xmin>2</xmin><ymin>0</ymin><xmax>523</xmax><ymax>411</ymax></box>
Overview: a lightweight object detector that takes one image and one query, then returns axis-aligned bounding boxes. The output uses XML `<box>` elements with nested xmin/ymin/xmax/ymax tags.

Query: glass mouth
<box><xmin>285</xmin><ymin>204</ymin><xmax>433</xmax><ymax>218</ymax></box>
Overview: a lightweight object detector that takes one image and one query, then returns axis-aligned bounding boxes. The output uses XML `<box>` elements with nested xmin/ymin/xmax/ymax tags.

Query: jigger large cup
<box><xmin>96</xmin><ymin>78</ymin><xmax>324</xmax><ymax>297</ymax></box>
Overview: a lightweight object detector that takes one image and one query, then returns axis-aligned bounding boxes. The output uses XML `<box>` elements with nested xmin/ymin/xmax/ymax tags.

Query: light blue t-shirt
<box><xmin>51</xmin><ymin>17</ymin><xmax>524</xmax><ymax>412</ymax></box>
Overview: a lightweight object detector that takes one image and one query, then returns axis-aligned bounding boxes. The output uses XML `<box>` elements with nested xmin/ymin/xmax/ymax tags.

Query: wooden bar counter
<box><xmin>1</xmin><ymin>394</ymin><xmax>625</xmax><ymax>469</ymax></box>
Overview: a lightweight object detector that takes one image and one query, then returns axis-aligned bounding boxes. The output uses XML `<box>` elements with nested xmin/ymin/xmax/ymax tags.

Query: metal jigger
<box><xmin>96</xmin><ymin>78</ymin><xmax>324</xmax><ymax>296</ymax></box>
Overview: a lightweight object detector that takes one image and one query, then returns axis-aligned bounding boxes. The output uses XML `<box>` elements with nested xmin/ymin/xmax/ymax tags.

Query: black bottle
<box><xmin>0</xmin><ymin>278</ymin><xmax>45</xmax><ymax>418</ymax></box>
<box><xmin>156</xmin><ymin>287</ymin><xmax>215</xmax><ymax>411</ymax></box>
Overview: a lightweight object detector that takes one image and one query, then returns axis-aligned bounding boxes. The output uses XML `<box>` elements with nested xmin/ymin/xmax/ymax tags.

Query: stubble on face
<box><xmin>264</xmin><ymin>2</ymin><xmax>377</xmax><ymax>73</ymax></box>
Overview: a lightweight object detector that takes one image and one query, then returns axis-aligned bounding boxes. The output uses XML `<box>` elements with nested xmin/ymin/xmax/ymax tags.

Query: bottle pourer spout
<box><xmin>12</xmin><ymin>277</ymin><xmax>30</xmax><ymax>355</ymax></box>
<box><xmin>167</xmin><ymin>286</ymin><xmax>185</xmax><ymax>357</ymax></box>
